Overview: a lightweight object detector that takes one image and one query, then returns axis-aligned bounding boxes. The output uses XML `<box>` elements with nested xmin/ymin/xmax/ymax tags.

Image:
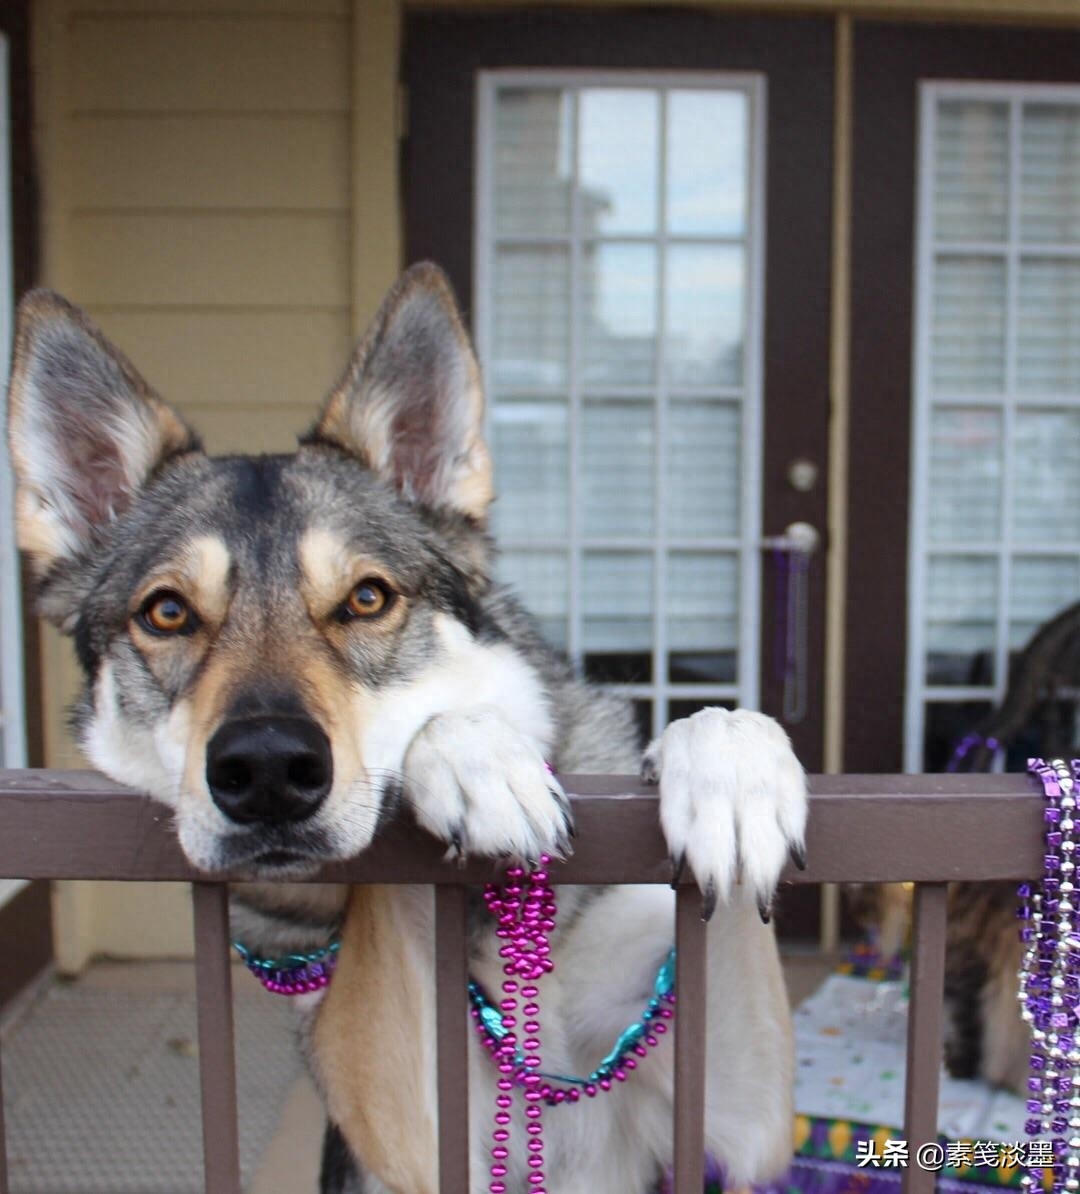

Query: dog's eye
<box><xmin>341</xmin><ymin>579</ymin><xmax>393</xmax><ymax>621</ymax></box>
<box><xmin>138</xmin><ymin>591</ymin><xmax>195</xmax><ymax>636</ymax></box>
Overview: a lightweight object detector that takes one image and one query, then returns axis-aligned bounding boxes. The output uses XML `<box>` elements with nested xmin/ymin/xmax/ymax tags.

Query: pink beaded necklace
<box><xmin>482</xmin><ymin>857</ymin><xmax>556</xmax><ymax>1193</ymax></box>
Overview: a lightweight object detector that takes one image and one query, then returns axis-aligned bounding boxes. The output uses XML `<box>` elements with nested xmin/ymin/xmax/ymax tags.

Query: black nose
<box><xmin>206</xmin><ymin>716</ymin><xmax>332</xmax><ymax>826</ymax></box>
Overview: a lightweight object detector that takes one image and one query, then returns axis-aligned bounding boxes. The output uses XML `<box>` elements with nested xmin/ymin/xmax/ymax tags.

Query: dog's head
<box><xmin>7</xmin><ymin>264</ymin><xmax>550</xmax><ymax>874</ymax></box>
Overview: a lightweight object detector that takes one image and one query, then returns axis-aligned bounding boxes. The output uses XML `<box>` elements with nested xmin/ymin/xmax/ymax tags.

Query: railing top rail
<box><xmin>0</xmin><ymin>769</ymin><xmax>1041</xmax><ymax>884</ymax></box>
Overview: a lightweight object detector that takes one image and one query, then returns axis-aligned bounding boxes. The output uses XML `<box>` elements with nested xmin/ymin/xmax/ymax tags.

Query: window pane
<box><xmin>931</xmin><ymin>255</ymin><xmax>1006</xmax><ymax>393</ymax></box>
<box><xmin>666</xmin><ymin>244</ymin><xmax>744</xmax><ymax>388</ymax></box>
<box><xmin>583</xmin><ymin>551</ymin><xmax>653</xmax><ymax>652</ymax></box>
<box><xmin>1012</xmin><ymin>409</ymin><xmax>1080</xmax><ymax>542</ymax></box>
<box><xmin>582</xmin><ymin>399</ymin><xmax>654</xmax><ymax>537</ymax></box>
<box><xmin>923</xmin><ymin>700</ymin><xmax>994</xmax><ymax>772</ymax></box>
<box><xmin>667</xmin><ymin>90</ymin><xmax>746</xmax><ymax>237</ymax></box>
<box><xmin>933</xmin><ymin>101</ymin><xmax>1009</xmax><ymax>243</ymax></box>
<box><xmin>1010</xmin><ymin>556</ymin><xmax>1080</xmax><ymax>649</ymax></box>
<box><xmin>491</xmin><ymin>399</ymin><xmax>568</xmax><ymax>541</ymax></box>
<box><xmin>925</xmin><ymin>555</ymin><xmax>998</xmax><ymax>686</ymax></box>
<box><xmin>492</xmin><ymin>246</ymin><xmax>569</xmax><ymax>390</ymax></box>
<box><xmin>1018</xmin><ymin>258</ymin><xmax>1080</xmax><ymax>394</ymax></box>
<box><xmin>582</xmin><ymin>243</ymin><xmax>657</xmax><ymax>386</ymax></box>
<box><xmin>666</xmin><ymin>400</ymin><xmax>740</xmax><ymax>539</ymax></box>
<box><xmin>579</xmin><ymin>89</ymin><xmax>658</xmax><ymax>235</ymax></box>
<box><xmin>1021</xmin><ymin>104</ymin><xmax>1080</xmax><ymax>244</ymax></box>
<box><xmin>667</xmin><ymin>552</ymin><xmax>739</xmax><ymax>684</ymax></box>
<box><xmin>927</xmin><ymin>408</ymin><xmax>1002</xmax><ymax>544</ymax></box>
<box><xmin>494</xmin><ymin>89</ymin><xmax>573</xmax><ymax>237</ymax></box>
<box><xmin>498</xmin><ymin>551</ymin><xmax>568</xmax><ymax>649</ymax></box>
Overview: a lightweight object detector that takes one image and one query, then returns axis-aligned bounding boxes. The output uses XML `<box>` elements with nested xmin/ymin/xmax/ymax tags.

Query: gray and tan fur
<box><xmin>8</xmin><ymin>264</ymin><xmax>808</xmax><ymax>1194</ymax></box>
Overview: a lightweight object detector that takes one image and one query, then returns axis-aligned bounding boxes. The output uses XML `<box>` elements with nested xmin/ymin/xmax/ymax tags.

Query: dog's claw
<box><xmin>670</xmin><ymin>853</ymin><xmax>686</xmax><ymax>890</ymax></box>
<box><xmin>791</xmin><ymin>842</ymin><xmax>807</xmax><ymax>872</ymax></box>
<box><xmin>701</xmin><ymin>882</ymin><xmax>718</xmax><ymax>923</ymax></box>
<box><xmin>758</xmin><ymin>897</ymin><xmax>772</xmax><ymax>925</ymax></box>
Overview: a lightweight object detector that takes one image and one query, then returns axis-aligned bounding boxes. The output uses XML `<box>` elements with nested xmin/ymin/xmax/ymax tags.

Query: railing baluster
<box><xmin>192</xmin><ymin>882</ymin><xmax>241</xmax><ymax>1194</ymax></box>
<box><xmin>0</xmin><ymin>1031</ymin><xmax>9</xmax><ymax>1194</ymax></box>
<box><xmin>435</xmin><ymin>884</ymin><xmax>470</xmax><ymax>1194</ymax></box>
<box><xmin>901</xmin><ymin>882</ymin><xmax>948</xmax><ymax>1194</ymax></box>
<box><xmin>673</xmin><ymin>885</ymin><xmax>708</xmax><ymax>1194</ymax></box>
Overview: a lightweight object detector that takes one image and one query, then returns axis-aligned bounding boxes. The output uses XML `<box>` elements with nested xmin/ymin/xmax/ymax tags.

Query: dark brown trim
<box><xmin>403</xmin><ymin>7</ymin><xmax>834</xmax><ymax>769</ymax></box>
<box><xmin>0</xmin><ymin>770</ymin><xmax>1047</xmax><ymax>884</ymax></box>
<box><xmin>0</xmin><ymin>880</ymin><xmax>51</xmax><ymax>1012</ymax></box>
<box><xmin>0</xmin><ymin>0</ymin><xmax>43</xmax><ymax>770</ymax></box>
<box><xmin>846</xmin><ymin>20</ymin><xmax>1080</xmax><ymax>773</ymax></box>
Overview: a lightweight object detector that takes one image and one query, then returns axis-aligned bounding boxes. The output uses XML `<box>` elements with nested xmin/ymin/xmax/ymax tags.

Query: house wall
<box><xmin>28</xmin><ymin>0</ymin><xmax>1079</xmax><ymax>969</ymax></box>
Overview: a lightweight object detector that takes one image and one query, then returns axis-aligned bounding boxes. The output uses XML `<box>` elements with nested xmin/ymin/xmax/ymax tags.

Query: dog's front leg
<box><xmin>403</xmin><ymin>706</ymin><xmax>574</xmax><ymax>861</ymax></box>
<box><xmin>642</xmin><ymin>707</ymin><xmax>807</xmax><ymax>920</ymax></box>
<box><xmin>642</xmin><ymin>707</ymin><xmax>808</xmax><ymax>1184</ymax></box>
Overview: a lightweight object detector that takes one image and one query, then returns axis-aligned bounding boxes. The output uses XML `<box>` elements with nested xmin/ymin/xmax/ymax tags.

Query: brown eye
<box><xmin>138</xmin><ymin>591</ymin><xmax>194</xmax><ymax>636</ymax></box>
<box><xmin>342</xmin><ymin>579</ymin><xmax>393</xmax><ymax>621</ymax></box>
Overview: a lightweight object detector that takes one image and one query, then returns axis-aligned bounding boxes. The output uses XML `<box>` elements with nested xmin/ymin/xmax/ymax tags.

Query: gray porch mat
<box><xmin>3</xmin><ymin>973</ymin><xmax>303</xmax><ymax>1193</ymax></box>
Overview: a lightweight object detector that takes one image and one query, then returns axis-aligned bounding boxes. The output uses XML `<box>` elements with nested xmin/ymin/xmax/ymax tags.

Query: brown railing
<box><xmin>0</xmin><ymin>770</ymin><xmax>1045</xmax><ymax>1194</ymax></box>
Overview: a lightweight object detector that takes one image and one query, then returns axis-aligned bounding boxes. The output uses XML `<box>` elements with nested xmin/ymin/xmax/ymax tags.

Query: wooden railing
<box><xmin>0</xmin><ymin>770</ymin><xmax>1045</xmax><ymax>1194</ymax></box>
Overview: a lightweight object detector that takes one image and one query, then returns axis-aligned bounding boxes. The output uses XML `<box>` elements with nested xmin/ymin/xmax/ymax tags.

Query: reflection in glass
<box><xmin>1012</xmin><ymin>409</ymin><xmax>1080</xmax><ymax>541</ymax></box>
<box><xmin>1021</xmin><ymin>104</ymin><xmax>1080</xmax><ymax>244</ymax></box>
<box><xmin>927</xmin><ymin>408</ymin><xmax>1002</xmax><ymax>543</ymax></box>
<box><xmin>666</xmin><ymin>244</ymin><xmax>744</xmax><ymax>387</ymax></box>
<box><xmin>583</xmin><ymin>551</ymin><xmax>653</xmax><ymax>652</ymax></box>
<box><xmin>1010</xmin><ymin>557</ymin><xmax>1080</xmax><ymax>649</ymax></box>
<box><xmin>1018</xmin><ymin>258</ymin><xmax>1080</xmax><ymax>393</ymax></box>
<box><xmin>498</xmin><ymin>551</ymin><xmax>568</xmax><ymax>649</ymax></box>
<box><xmin>667</xmin><ymin>401</ymin><xmax>740</xmax><ymax>539</ymax></box>
<box><xmin>667</xmin><ymin>90</ymin><xmax>746</xmax><ymax>236</ymax></box>
<box><xmin>667</xmin><ymin>552</ymin><xmax>739</xmax><ymax>684</ymax></box>
<box><xmin>579</xmin><ymin>89</ymin><xmax>659</xmax><ymax>235</ymax></box>
<box><xmin>931</xmin><ymin>255</ymin><xmax>1006</xmax><ymax>393</ymax></box>
<box><xmin>582</xmin><ymin>400</ymin><xmax>654</xmax><ymax>537</ymax></box>
<box><xmin>491</xmin><ymin>400</ymin><xmax>568</xmax><ymax>541</ymax></box>
<box><xmin>494</xmin><ymin>88</ymin><xmax>574</xmax><ymax>237</ymax></box>
<box><xmin>582</xmin><ymin>243</ymin><xmax>658</xmax><ymax>385</ymax></box>
<box><xmin>492</xmin><ymin>246</ymin><xmax>570</xmax><ymax>390</ymax></box>
<box><xmin>933</xmin><ymin>101</ymin><xmax>1009</xmax><ymax>243</ymax></box>
<box><xmin>924</xmin><ymin>555</ymin><xmax>998</xmax><ymax>686</ymax></box>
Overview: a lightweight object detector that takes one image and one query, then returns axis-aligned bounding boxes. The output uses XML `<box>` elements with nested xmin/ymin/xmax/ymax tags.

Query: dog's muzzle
<box><xmin>205</xmin><ymin>715</ymin><xmax>333</xmax><ymax>826</ymax></box>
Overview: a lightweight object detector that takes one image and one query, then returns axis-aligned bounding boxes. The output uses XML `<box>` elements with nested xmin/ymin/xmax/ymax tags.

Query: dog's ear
<box><xmin>7</xmin><ymin>290</ymin><xmax>201</xmax><ymax>575</ymax></box>
<box><xmin>310</xmin><ymin>262</ymin><xmax>493</xmax><ymax>521</ymax></box>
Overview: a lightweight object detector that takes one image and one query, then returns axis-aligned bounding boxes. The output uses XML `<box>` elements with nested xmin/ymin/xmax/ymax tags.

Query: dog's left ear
<box><xmin>310</xmin><ymin>261</ymin><xmax>493</xmax><ymax>522</ymax></box>
<box><xmin>7</xmin><ymin>290</ymin><xmax>201</xmax><ymax>577</ymax></box>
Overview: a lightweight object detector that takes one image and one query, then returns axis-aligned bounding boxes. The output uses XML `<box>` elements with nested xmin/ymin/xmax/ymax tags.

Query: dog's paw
<box><xmin>403</xmin><ymin>707</ymin><xmax>573</xmax><ymax>862</ymax></box>
<box><xmin>642</xmin><ymin>707</ymin><xmax>807</xmax><ymax>921</ymax></box>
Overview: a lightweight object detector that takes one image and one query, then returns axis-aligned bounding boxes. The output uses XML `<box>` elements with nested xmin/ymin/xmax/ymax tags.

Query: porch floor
<box><xmin>1</xmin><ymin>952</ymin><xmax>832</xmax><ymax>1194</ymax></box>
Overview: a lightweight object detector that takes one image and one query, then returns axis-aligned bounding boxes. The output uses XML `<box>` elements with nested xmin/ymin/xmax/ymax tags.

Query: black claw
<box><xmin>449</xmin><ymin>828</ymin><xmax>465</xmax><ymax>863</ymax></box>
<box><xmin>701</xmin><ymin>882</ymin><xmax>718</xmax><ymax>923</ymax></box>
<box><xmin>791</xmin><ymin>843</ymin><xmax>807</xmax><ymax>872</ymax></box>
<box><xmin>670</xmin><ymin>853</ymin><xmax>686</xmax><ymax>890</ymax></box>
<box><xmin>758</xmin><ymin>897</ymin><xmax>772</xmax><ymax>925</ymax></box>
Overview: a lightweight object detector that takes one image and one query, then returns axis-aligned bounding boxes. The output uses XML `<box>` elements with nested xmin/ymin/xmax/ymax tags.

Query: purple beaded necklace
<box><xmin>1020</xmin><ymin>757</ymin><xmax>1080</xmax><ymax>1193</ymax></box>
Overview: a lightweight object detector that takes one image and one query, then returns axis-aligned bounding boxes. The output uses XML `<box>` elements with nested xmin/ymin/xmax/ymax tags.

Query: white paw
<box><xmin>403</xmin><ymin>707</ymin><xmax>573</xmax><ymax>862</ymax></box>
<box><xmin>642</xmin><ymin>708</ymin><xmax>807</xmax><ymax>919</ymax></box>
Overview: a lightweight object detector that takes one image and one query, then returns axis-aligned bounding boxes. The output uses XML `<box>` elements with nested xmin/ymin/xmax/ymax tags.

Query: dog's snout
<box><xmin>206</xmin><ymin>716</ymin><xmax>332</xmax><ymax>826</ymax></box>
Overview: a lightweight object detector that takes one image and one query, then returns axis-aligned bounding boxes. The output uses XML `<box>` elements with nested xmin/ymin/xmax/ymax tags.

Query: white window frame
<box><xmin>0</xmin><ymin>33</ymin><xmax>27</xmax><ymax>908</ymax></box>
<box><xmin>905</xmin><ymin>80</ymin><xmax>1080</xmax><ymax>773</ymax></box>
<box><xmin>474</xmin><ymin>69</ymin><xmax>767</xmax><ymax>735</ymax></box>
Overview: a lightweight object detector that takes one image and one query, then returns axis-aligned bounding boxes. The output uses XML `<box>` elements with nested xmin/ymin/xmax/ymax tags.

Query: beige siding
<box><xmin>35</xmin><ymin>0</ymin><xmax>359</xmax><ymax>967</ymax></box>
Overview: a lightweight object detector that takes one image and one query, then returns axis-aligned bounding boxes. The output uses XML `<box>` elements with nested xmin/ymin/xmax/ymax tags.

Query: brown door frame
<box><xmin>0</xmin><ymin>0</ymin><xmax>51</xmax><ymax>1010</ymax></box>
<box><xmin>846</xmin><ymin>19</ymin><xmax>1080</xmax><ymax>774</ymax></box>
<box><xmin>403</xmin><ymin>6</ymin><xmax>835</xmax><ymax>771</ymax></box>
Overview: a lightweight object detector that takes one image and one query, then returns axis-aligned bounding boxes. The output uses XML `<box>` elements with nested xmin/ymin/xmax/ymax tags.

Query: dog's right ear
<box><xmin>6</xmin><ymin>290</ymin><xmax>201</xmax><ymax>577</ymax></box>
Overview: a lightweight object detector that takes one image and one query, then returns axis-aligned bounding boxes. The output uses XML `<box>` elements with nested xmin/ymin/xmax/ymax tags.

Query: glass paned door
<box><xmin>907</xmin><ymin>84</ymin><xmax>1080</xmax><ymax>771</ymax></box>
<box><xmin>475</xmin><ymin>73</ymin><xmax>765</xmax><ymax>738</ymax></box>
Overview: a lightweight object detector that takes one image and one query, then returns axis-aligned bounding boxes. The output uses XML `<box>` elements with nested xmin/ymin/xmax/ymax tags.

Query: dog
<box><xmin>7</xmin><ymin>262</ymin><xmax>808</xmax><ymax>1194</ymax></box>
